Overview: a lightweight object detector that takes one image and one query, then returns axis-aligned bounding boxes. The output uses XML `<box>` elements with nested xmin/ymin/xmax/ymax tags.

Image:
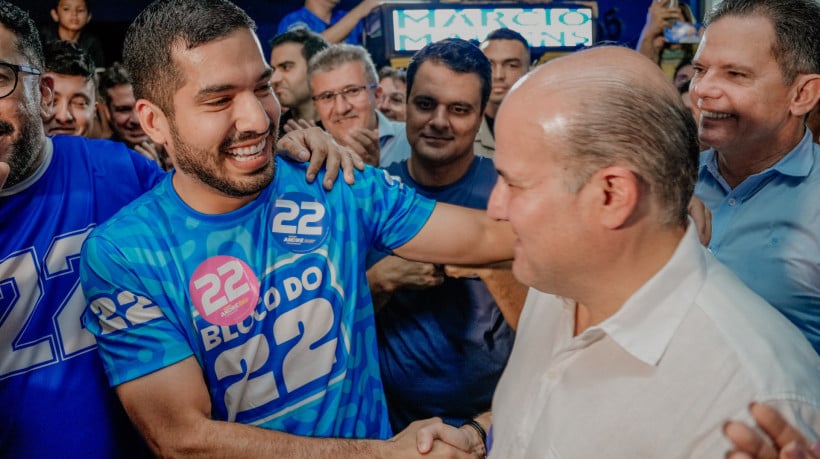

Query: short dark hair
<box><xmin>484</xmin><ymin>28</ymin><xmax>529</xmax><ymax>48</ymax></box>
<box><xmin>378</xmin><ymin>66</ymin><xmax>405</xmax><ymax>84</ymax></box>
<box><xmin>706</xmin><ymin>0</ymin><xmax>820</xmax><ymax>83</ymax></box>
<box><xmin>483</xmin><ymin>28</ymin><xmax>531</xmax><ymax>64</ymax></box>
<box><xmin>97</xmin><ymin>62</ymin><xmax>131</xmax><ymax>105</ymax></box>
<box><xmin>406</xmin><ymin>38</ymin><xmax>491</xmax><ymax>111</ymax></box>
<box><xmin>43</xmin><ymin>40</ymin><xmax>95</xmax><ymax>79</ymax></box>
<box><xmin>0</xmin><ymin>1</ymin><xmax>44</xmax><ymax>68</ymax></box>
<box><xmin>269</xmin><ymin>28</ymin><xmax>329</xmax><ymax>63</ymax></box>
<box><xmin>123</xmin><ymin>0</ymin><xmax>256</xmax><ymax>114</ymax></box>
<box><xmin>51</xmin><ymin>0</ymin><xmax>94</xmax><ymax>9</ymax></box>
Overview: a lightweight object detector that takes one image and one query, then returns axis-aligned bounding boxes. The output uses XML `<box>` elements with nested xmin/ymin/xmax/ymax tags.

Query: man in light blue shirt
<box><xmin>308</xmin><ymin>44</ymin><xmax>410</xmax><ymax>168</ymax></box>
<box><xmin>690</xmin><ymin>0</ymin><xmax>820</xmax><ymax>354</ymax></box>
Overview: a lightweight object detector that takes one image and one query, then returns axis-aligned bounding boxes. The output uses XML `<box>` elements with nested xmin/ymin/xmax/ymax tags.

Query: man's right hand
<box><xmin>724</xmin><ymin>403</ymin><xmax>820</xmax><ymax>459</ymax></box>
<box><xmin>0</xmin><ymin>161</ymin><xmax>9</xmax><ymax>190</ymax></box>
<box><xmin>382</xmin><ymin>418</ymin><xmax>477</xmax><ymax>459</ymax></box>
<box><xmin>367</xmin><ymin>256</ymin><xmax>445</xmax><ymax>311</ymax></box>
<box><xmin>368</xmin><ymin>256</ymin><xmax>444</xmax><ymax>295</ymax></box>
<box><xmin>342</xmin><ymin>128</ymin><xmax>380</xmax><ymax>167</ymax></box>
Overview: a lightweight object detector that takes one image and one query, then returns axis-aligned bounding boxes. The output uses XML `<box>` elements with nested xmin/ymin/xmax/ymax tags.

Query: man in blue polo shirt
<box><xmin>690</xmin><ymin>0</ymin><xmax>820</xmax><ymax>354</ymax></box>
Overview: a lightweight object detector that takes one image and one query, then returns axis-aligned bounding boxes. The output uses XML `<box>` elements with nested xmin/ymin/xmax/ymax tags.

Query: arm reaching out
<box><xmin>393</xmin><ymin>203</ymin><xmax>514</xmax><ymax>266</ymax></box>
<box><xmin>636</xmin><ymin>0</ymin><xmax>684</xmax><ymax>63</ymax></box>
<box><xmin>321</xmin><ymin>0</ymin><xmax>382</xmax><ymax>44</ymax></box>
<box><xmin>117</xmin><ymin>356</ymin><xmax>476</xmax><ymax>458</ymax></box>
<box><xmin>416</xmin><ymin>413</ymin><xmax>491</xmax><ymax>459</ymax></box>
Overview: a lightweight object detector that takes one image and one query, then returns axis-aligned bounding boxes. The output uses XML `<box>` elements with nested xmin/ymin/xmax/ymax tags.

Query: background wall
<box><xmin>10</xmin><ymin>0</ymin><xmax>703</xmax><ymax>67</ymax></box>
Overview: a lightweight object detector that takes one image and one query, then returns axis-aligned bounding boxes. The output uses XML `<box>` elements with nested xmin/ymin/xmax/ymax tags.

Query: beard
<box><xmin>168</xmin><ymin>118</ymin><xmax>277</xmax><ymax>198</ymax></box>
<box><xmin>0</xmin><ymin>111</ymin><xmax>43</xmax><ymax>188</ymax></box>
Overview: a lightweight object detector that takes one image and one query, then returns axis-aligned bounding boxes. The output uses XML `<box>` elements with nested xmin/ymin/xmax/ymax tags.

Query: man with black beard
<box><xmin>77</xmin><ymin>0</ymin><xmax>512</xmax><ymax>456</ymax></box>
<box><xmin>0</xmin><ymin>3</ymin><xmax>357</xmax><ymax>458</ymax></box>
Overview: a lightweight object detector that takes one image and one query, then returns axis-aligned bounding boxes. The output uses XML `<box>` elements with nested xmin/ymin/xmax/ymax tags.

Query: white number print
<box><xmin>273</xmin><ymin>298</ymin><xmax>336</xmax><ymax>393</ymax></box>
<box><xmin>0</xmin><ymin>228</ymin><xmax>96</xmax><ymax>380</ymax></box>
<box><xmin>214</xmin><ymin>334</ymin><xmax>280</xmax><ymax>422</ymax></box>
<box><xmin>212</xmin><ymin>298</ymin><xmax>338</xmax><ymax>420</ymax></box>
<box><xmin>271</xmin><ymin>199</ymin><xmax>325</xmax><ymax>236</ymax></box>
<box><xmin>192</xmin><ymin>260</ymin><xmax>253</xmax><ymax>317</ymax></box>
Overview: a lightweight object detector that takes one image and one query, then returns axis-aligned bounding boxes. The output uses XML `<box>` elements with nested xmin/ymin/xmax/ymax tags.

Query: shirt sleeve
<box><xmin>80</xmin><ymin>232</ymin><xmax>193</xmax><ymax>387</ymax></box>
<box><xmin>351</xmin><ymin>166</ymin><xmax>436</xmax><ymax>255</ymax></box>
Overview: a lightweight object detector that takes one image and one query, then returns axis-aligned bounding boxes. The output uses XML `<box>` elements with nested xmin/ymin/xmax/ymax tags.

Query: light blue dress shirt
<box><xmin>695</xmin><ymin>130</ymin><xmax>820</xmax><ymax>354</ymax></box>
<box><xmin>376</xmin><ymin>110</ymin><xmax>410</xmax><ymax>168</ymax></box>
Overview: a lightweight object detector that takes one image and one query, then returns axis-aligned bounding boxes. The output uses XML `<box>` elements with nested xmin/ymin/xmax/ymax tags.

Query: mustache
<box><xmin>220</xmin><ymin>126</ymin><xmax>273</xmax><ymax>150</ymax></box>
<box><xmin>0</xmin><ymin>121</ymin><xmax>14</xmax><ymax>136</ymax></box>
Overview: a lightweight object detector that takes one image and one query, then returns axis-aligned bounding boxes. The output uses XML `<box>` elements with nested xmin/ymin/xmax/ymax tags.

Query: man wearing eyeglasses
<box><xmin>0</xmin><ymin>3</ymin><xmax>363</xmax><ymax>458</ymax></box>
<box><xmin>0</xmin><ymin>4</ymin><xmax>164</xmax><ymax>458</ymax></box>
<box><xmin>308</xmin><ymin>43</ymin><xmax>410</xmax><ymax>168</ymax></box>
<box><xmin>41</xmin><ymin>39</ymin><xmax>98</xmax><ymax>137</ymax></box>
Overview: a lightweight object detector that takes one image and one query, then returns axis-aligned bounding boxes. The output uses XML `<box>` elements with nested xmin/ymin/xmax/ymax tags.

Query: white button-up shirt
<box><xmin>490</xmin><ymin>226</ymin><xmax>820</xmax><ymax>459</ymax></box>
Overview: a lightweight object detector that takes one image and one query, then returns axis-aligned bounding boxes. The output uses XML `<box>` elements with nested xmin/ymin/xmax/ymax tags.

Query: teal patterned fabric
<box><xmin>81</xmin><ymin>157</ymin><xmax>435</xmax><ymax>439</ymax></box>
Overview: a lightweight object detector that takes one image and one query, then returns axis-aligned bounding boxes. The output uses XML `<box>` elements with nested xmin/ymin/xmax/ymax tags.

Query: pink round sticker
<box><xmin>189</xmin><ymin>256</ymin><xmax>260</xmax><ymax>326</ymax></box>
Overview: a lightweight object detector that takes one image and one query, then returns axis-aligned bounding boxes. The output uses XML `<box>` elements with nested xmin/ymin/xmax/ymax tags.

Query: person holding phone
<box><xmin>636</xmin><ymin>0</ymin><xmax>688</xmax><ymax>64</ymax></box>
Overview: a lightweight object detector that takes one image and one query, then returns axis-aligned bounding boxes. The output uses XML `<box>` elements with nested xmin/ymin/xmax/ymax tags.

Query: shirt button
<box><xmin>728</xmin><ymin>198</ymin><xmax>737</xmax><ymax>206</ymax></box>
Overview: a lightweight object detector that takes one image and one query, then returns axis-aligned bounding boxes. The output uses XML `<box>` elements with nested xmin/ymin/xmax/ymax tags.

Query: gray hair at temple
<box><xmin>307</xmin><ymin>44</ymin><xmax>378</xmax><ymax>93</ymax></box>
<box><xmin>554</xmin><ymin>46</ymin><xmax>699</xmax><ymax>227</ymax></box>
<box><xmin>706</xmin><ymin>0</ymin><xmax>820</xmax><ymax>83</ymax></box>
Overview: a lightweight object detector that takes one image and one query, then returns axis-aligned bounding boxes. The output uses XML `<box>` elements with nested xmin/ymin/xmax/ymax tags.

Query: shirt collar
<box><xmin>590</xmin><ymin>224</ymin><xmax>708</xmax><ymax>366</ymax></box>
<box><xmin>699</xmin><ymin>129</ymin><xmax>816</xmax><ymax>183</ymax></box>
<box><xmin>375</xmin><ymin>110</ymin><xmax>397</xmax><ymax>145</ymax></box>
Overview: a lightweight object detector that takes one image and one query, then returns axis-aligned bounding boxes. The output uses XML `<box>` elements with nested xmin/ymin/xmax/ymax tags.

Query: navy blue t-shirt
<box><xmin>374</xmin><ymin>156</ymin><xmax>515</xmax><ymax>431</ymax></box>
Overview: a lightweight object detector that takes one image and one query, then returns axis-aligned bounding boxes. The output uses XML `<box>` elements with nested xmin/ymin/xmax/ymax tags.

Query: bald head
<box><xmin>514</xmin><ymin>46</ymin><xmax>678</xmax><ymax>101</ymax></box>
<box><xmin>499</xmin><ymin>46</ymin><xmax>699</xmax><ymax>226</ymax></box>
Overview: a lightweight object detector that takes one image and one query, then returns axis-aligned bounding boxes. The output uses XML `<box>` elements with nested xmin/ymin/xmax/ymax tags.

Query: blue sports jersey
<box><xmin>80</xmin><ymin>157</ymin><xmax>435</xmax><ymax>439</ymax></box>
<box><xmin>277</xmin><ymin>7</ymin><xmax>365</xmax><ymax>45</ymax></box>
<box><xmin>373</xmin><ymin>157</ymin><xmax>515</xmax><ymax>431</ymax></box>
<box><xmin>0</xmin><ymin>136</ymin><xmax>163</xmax><ymax>458</ymax></box>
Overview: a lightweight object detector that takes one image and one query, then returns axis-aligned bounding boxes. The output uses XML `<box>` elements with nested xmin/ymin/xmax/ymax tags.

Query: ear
<box><xmin>39</xmin><ymin>74</ymin><xmax>55</xmax><ymax>121</ymax></box>
<box><xmin>136</xmin><ymin>99</ymin><xmax>170</xmax><ymax>147</ymax></box>
<box><xmin>98</xmin><ymin>100</ymin><xmax>111</xmax><ymax>123</ymax></box>
<box><xmin>587</xmin><ymin>166</ymin><xmax>640</xmax><ymax>230</ymax></box>
<box><xmin>790</xmin><ymin>74</ymin><xmax>820</xmax><ymax>117</ymax></box>
<box><xmin>50</xmin><ymin>9</ymin><xmax>59</xmax><ymax>23</ymax></box>
<box><xmin>374</xmin><ymin>85</ymin><xmax>383</xmax><ymax>102</ymax></box>
<box><xmin>86</xmin><ymin>13</ymin><xmax>92</xmax><ymax>25</ymax></box>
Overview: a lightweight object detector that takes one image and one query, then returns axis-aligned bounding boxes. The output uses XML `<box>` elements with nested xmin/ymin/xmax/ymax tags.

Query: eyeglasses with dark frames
<box><xmin>312</xmin><ymin>83</ymin><xmax>378</xmax><ymax>105</ymax></box>
<box><xmin>0</xmin><ymin>62</ymin><xmax>42</xmax><ymax>99</ymax></box>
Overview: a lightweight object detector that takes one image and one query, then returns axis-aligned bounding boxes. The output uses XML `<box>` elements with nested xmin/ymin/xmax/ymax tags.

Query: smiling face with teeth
<box><xmin>310</xmin><ymin>60</ymin><xmax>379</xmax><ymax>143</ymax></box>
<box><xmin>691</xmin><ymin>14</ymin><xmax>811</xmax><ymax>166</ymax></box>
<box><xmin>154</xmin><ymin>28</ymin><xmax>280</xmax><ymax>213</ymax></box>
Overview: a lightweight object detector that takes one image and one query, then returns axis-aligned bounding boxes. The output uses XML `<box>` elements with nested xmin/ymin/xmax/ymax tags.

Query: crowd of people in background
<box><xmin>1</xmin><ymin>0</ymin><xmax>820</xmax><ymax>457</ymax></box>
